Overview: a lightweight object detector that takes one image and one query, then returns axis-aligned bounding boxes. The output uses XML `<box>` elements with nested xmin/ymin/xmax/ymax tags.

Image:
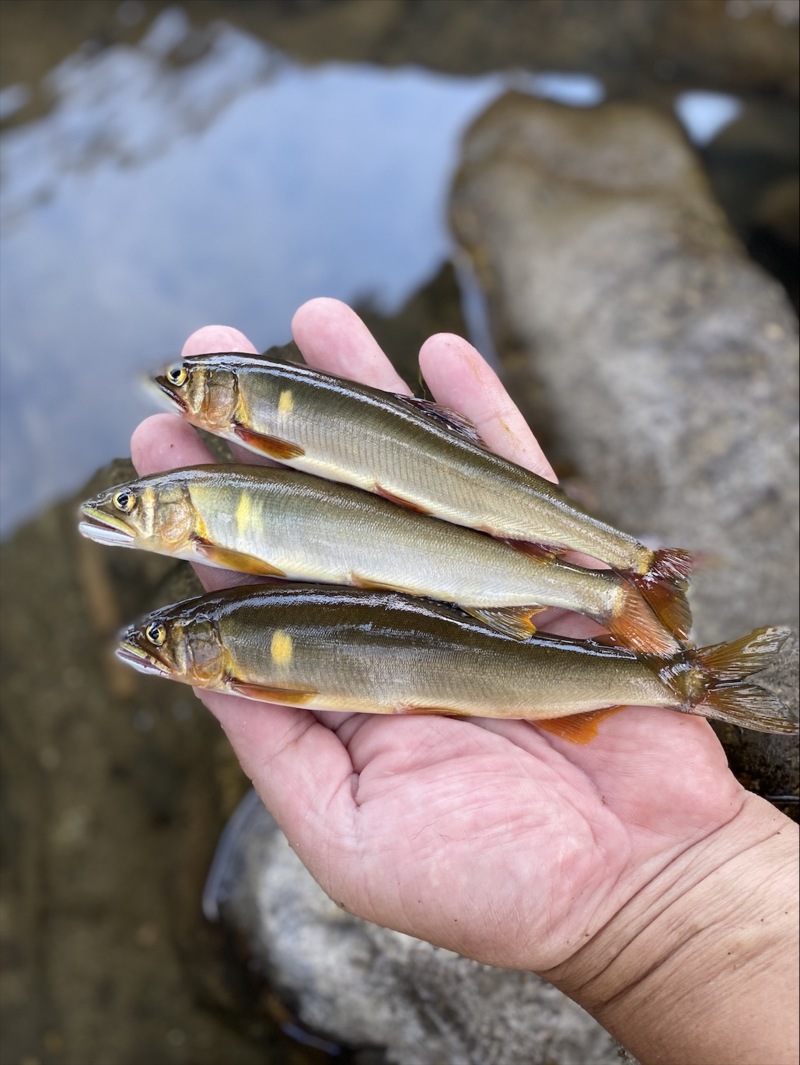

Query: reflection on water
<box><xmin>0</xmin><ymin>5</ymin><xmax>603</xmax><ymax>536</ymax></box>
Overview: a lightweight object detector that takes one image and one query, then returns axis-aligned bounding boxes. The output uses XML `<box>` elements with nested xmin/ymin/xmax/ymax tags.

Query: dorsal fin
<box><xmin>395</xmin><ymin>395</ymin><xmax>484</xmax><ymax>444</ymax></box>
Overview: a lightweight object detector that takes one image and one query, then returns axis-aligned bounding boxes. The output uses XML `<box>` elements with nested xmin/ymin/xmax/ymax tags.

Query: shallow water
<box><xmin>0</xmin><ymin>2</ymin><xmax>772</xmax><ymax>537</ymax></box>
<box><xmin>0</xmin><ymin>5</ymin><xmax>611</xmax><ymax>535</ymax></box>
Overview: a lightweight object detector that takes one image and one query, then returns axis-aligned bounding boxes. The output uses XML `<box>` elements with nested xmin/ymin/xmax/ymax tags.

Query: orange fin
<box><xmin>691</xmin><ymin>625</ymin><xmax>790</xmax><ymax>681</ymax></box>
<box><xmin>693</xmin><ymin>684</ymin><xmax>797</xmax><ymax>734</ymax></box>
<box><xmin>680</xmin><ymin>626</ymin><xmax>798</xmax><ymax>735</ymax></box>
<box><xmin>374</xmin><ymin>485</ymin><xmax>429</xmax><ymax>513</ymax></box>
<box><xmin>606</xmin><ymin>584</ymin><xmax>681</xmax><ymax>656</ymax></box>
<box><xmin>396</xmin><ymin>395</ymin><xmax>484</xmax><ymax>444</ymax></box>
<box><xmin>500</xmin><ymin>538</ymin><xmax>559</xmax><ymax>562</ymax></box>
<box><xmin>649</xmin><ymin>548</ymin><xmax>695</xmax><ymax>586</ymax></box>
<box><xmin>393</xmin><ymin>705</ymin><xmax>467</xmax><ymax>718</ymax></box>
<box><xmin>229</xmin><ymin>682</ymin><xmax>316</xmax><ymax>705</ymax></box>
<box><xmin>624</xmin><ymin>549</ymin><xmax>696</xmax><ymax>644</ymax></box>
<box><xmin>194</xmin><ymin>541</ymin><xmax>286</xmax><ymax>577</ymax></box>
<box><xmin>233</xmin><ymin>426</ymin><xmax>304</xmax><ymax>460</ymax></box>
<box><xmin>462</xmin><ymin>605</ymin><xmax>545</xmax><ymax>640</ymax></box>
<box><xmin>350</xmin><ymin>572</ymin><xmax>417</xmax><ymax>595</ymax></box>
<box><xmin>534</xmin><ymin>705</ymin><xmax>627</xmax><ymax>744</ymax></box>
<box><xmin>586</xmin><ymin>633</ymin><xmax>626</xmax><ymax>648</ymax></box>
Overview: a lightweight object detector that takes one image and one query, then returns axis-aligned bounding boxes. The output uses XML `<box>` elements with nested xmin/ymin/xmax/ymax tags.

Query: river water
<box><xmin>0</xmin><ymin>3</ymin><xmax>762</xmax><ymax>536</ymax></box>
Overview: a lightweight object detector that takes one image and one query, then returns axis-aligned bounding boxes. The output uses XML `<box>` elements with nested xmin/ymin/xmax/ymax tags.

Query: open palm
<box><xmin>132</xmin><ymin>298</ymin><xmax>745</xmax><ymax>975</ymax></box>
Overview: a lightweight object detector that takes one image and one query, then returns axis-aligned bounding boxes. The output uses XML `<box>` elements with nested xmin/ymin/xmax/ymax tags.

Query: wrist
<box><xmin>543</xmin><ymin>793</ymin><xmax>799</xmax><ymax>1065</ymax></box>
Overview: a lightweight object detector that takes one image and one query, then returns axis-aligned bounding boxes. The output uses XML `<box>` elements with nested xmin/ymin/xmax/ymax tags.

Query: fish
<box><xmin>116</xmin><ymin>584</ymin><xmax>797</xmax><ymax>738</ymax></box>
<box><xmin>152</xmin><ymin>353</ymin><xmax>694</xmax><ymax>643</ymax></box>
<box><xmin>79</xmin><ymin>465</ymin><xmax>681</xmax><ymax>653</ymax></box>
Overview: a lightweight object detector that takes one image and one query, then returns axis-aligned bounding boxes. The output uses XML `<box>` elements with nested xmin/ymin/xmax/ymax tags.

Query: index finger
<box><xmin>292</xmin><ymin>298</ymin><xmax>412</xmax><ymax>395</ymax></box>
<box><xmin>419</xmin><ymin>333</ymin><xmax>557</xmax><ymax>482</ymax></box>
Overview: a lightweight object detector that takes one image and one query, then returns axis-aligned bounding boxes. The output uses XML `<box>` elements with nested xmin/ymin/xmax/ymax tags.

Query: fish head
<box><xmin>117</xmin><ymin>603</ymin><xmax>227</xmax><ymax>688</ymax></box>
<box><xmin>79</xmin><ymin>476</ymin><xmax>197</xmax><ymax>552</ymax></box>
<box><xmin>154</xmin><ymin>355</ymin><xmax>240</xmax><ymax>433</ymax></box>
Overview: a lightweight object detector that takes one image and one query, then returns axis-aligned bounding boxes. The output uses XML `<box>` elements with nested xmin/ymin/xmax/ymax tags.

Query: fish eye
<box><xmin>145</xmin><ymin>623</ymin><xmax>166</xmax><ymax>647</ymax></box>
<box><xmin>113</xmin><ymin>490</ymin><xmax>136</xmax><ymax>513</ymax></box>
<box><xmin>166</xmin><ymin>365</ymin><xmax>188</xmax><ymax>387</ymax></box>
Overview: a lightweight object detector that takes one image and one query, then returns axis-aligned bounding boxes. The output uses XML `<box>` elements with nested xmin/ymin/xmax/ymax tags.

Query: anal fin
<box><xmin>500</xmin><ymin>538</ymin><xmax>559</xmax><ymax>562</ymax></box>
<box><xmin>229</xmin><ymin>681</ymin><xmax>317</xmax><ymax>705</ymax></box>
<box><xmin>463</xmin><ymin>605</ymin><xmax>545</xmax><ymax>640</ymax></box>
<box><xmin>234</xmin><ymin>425</ymin><xmax>305</xmax><ymax>460</ymax></box>
<box><xmin>195</xmin><ymin>539</ymin><xmax>286</xmax><ymax>577</ymax></box>
<box><xmin>393</xmin><ymin>705</ymin><xmax>467</xmax><ymax>719</ymax></box>
<box><xmin>534</xmin><ymin>705</ymin><xmax>627</xmax><ymax>744</ymax></box>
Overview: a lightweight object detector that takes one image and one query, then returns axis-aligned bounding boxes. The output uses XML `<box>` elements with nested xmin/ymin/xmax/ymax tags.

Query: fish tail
<box><xmin>606</xmin><ymin>584</ymin><xmax>681</xmax><ymax>656</ymax></box>
<box><xmin>680</xmin><ymin>626</ymin><xmax>797</xmax><ymax>734</ymax></box>
<box><xmin>625</xmin><ymin>548</ymin><xmax>695</xmax><ymax>644</ymax></box>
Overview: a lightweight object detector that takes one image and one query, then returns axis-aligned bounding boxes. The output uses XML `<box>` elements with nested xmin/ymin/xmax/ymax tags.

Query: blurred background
<box><xmin>1</xmin><ymin>2</ymin><xmax>798</xmax><ymax>1064</ymax></box>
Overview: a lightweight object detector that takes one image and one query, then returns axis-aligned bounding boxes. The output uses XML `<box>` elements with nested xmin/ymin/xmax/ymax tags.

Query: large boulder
<box><xmin>450</xmin><ymin>93</ymin><xmax>799</xmax><ymax>798</ymax></box>
<box><xmin>213</xmin><ymin>794</ymin><xmax>627</xmax><ymax>1065</ymax></box>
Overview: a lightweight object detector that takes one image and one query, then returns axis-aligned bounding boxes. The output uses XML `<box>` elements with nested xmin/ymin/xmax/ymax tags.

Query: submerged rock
<box><xmin>450</xmin><ymin>93</ymin><xmax>799</xmax><ymax>799</ymax></box>
<box><xmin>0</xmin><ymin>463</ymin><xmax>292</xmax><ymax>1065</ymax></box>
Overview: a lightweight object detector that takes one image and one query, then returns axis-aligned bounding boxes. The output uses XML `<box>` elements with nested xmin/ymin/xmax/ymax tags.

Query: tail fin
<box><xmin>606</xmin><ymin>584</ymin><xmax>681</xmax><ymax>656</ymax></box>
<box><xmin>625</xmin><ymin>548</ymin><xmax>695</xmax><ymax>644</ymax></box>
<box><xmin>686</xmin><ymin>627</ymin><xmax>797</xmax><ymax>734</ymax></box>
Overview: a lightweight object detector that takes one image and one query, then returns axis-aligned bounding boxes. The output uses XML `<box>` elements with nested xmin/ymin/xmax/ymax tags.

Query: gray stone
<box><xmin>215</xmin><ymin>797</ymin><xmax>627</xmax><ymax>1065</ymax></box>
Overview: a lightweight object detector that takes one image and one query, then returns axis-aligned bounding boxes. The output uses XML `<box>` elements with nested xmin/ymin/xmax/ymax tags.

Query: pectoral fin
<box><xmin>533</xmin><ymin>705</ymin><xmax>627</xmax><ymax>744</ymax></box>
<box><xmin>229</xmin><ymin>682</ymin><xmax>317</xmax><ymax>705</ymax></box>
<box><xmin>233</xmin><ymin>426</ymin><xmax>305</xmax><ymax>460</ymax></box>
<box><xmin>194</xmin><ymin>540</ymin><xmax>286</xmax><ymax>577</ymax></box>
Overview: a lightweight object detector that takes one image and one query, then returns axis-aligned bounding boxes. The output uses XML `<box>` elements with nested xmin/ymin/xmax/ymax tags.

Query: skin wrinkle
<box><xmin>563</xmin><ymin>808</ymin><xmax>779</xmax><ymax>1004</ymax></box>
<box><xmin>601</xmin><ymin>907</ymin><xmax>786</xmax><ymax>1042</ymax></box>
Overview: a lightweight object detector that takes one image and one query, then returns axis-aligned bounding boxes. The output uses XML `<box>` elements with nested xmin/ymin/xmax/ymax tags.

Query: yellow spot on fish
<box><xmin>278</xmin><ymin>389</ymin><xmax>294</xmax><ymax>415</ymax></box>
<box><xmin>235</xmin><ymin>492</ymin><xmax>253</xmax><ymax>529</ymax></box>
<box><xmin>271</xmin><ymin>630</ymin><xmax>293</xmax><ymax>667</ymax></box>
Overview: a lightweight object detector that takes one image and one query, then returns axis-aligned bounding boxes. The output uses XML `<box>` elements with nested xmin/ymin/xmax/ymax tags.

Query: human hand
<box><xmin>132</xmin><ymin>301</ymin><xmax>797</xmax><ymax>1062</ymax></box>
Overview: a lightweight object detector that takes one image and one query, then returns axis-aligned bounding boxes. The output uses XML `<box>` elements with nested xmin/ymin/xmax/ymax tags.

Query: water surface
<box><xmin>0</xmin><ymin>5</ymin><xmax>604</xmax><ymax>534</ymax></box>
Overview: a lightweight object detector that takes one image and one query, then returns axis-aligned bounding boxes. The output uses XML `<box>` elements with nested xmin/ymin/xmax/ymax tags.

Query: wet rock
<box><xmin>450</xmin><ymin>93</ymin><xmax>799</xmax><ymax>799</ymax></box>
<box><xmin>5</xmin><ymin>1</ymin><xmax>799</xmax><ymax>103</ymax></box>
<box><xmin>224</xmin><ymin>0</ymin><xmax>800</xmax><ymax>99</ymax></box>
<box><xmin>214</xmin><ymin>795</ymin><xmax>628</xmax><ymax>1065</ymax></box>
<box><xmin>700</xmin><ymin>98</ymin><xmax>799</xmax><ymax>310</ymax></box>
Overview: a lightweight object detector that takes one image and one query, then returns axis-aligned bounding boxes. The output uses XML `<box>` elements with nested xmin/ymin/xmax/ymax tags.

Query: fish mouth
<box><xmin>116</xmin><ymin>638</ymin><xmax>173</xmax><ymax>677</ymax></box>
<box><xmin>153</xmin><ymin>375</ymin><xmax>189</xmax><ymax>412</ymax></box>
<box><xmin>78</xmin><ymin>505</ymin><xmax>136</xmax><ymax>547</ymax></box>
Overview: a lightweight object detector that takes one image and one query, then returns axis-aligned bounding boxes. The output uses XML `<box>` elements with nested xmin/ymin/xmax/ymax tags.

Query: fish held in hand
<box><xmin>80</xmin><ymin>465</ymin><xmax>681</xmax><ymax>654</ymax></box>
<box><xmin>116</xmin><ymin>585</ymin><xmax>797</xmax><ymax>737</ymax></box>
<box><xmin>152</xmin><ymin>353</ymin><xmax>694</xmax><ymax>643</ymax></box>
